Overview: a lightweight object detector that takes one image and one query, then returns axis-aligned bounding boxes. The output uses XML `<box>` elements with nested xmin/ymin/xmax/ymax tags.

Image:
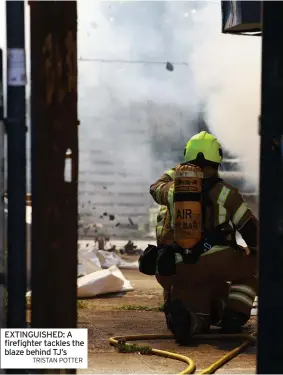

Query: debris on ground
<box><xmin>108</xmin><ymin>245</ymin><xmax>116</xmax><ymax>252</ymax></box>
<box><xmin>77</xmin><ymin>265</ymin><xmax>133</xmax><ymax>298</ymax></box>
<box><xmin>94</xmin><ymin>235</ymin><xmax>110</xmax><ymax>250</ymax></box>
<box><xmin>120</xmin><ymin>240</ymin><xmax>142</xmax><ymax>255</ymax></box>
<box><xmin>78</xmin><ymin>245</ymin><xmax>139</xmax><ymax>271</ymax></box>
<box><xmin>77</xmin><ymin>246</ymin><xmax>135</xmax><ymax>297</ymax></box>
<box><xmin>27</xmin><ymin>245</ymin><xmax>137</xmax><ymax>299</ymax></box>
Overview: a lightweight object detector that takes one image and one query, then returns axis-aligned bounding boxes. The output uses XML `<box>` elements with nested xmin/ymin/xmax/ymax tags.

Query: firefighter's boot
<box><xmin>162</xmin><ymin>288</ymin><xmax>173</xmax><ymax>331</ymax></box>
<box><xmin>164</xmin><ymin>301</ymin><xmax>173</xmax><ymax>332</ymax></box>
<box><xmin>220</xmin><ymin>307</ymin><xmax>250</xmax><ymax>333</ymax></box>
<box><xmin>210</xmin><ymin>298</ymin><xmax>226</xmax><ymax>326</ymax></box>
<box><xmin>169</xmin><ymin>299</ymin><xmax>210</xmax><ymax>345</ymax></box>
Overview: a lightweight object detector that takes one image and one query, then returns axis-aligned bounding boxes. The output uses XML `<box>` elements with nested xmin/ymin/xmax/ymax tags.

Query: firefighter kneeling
<box><xmin>142</xmin><ymin>131</ymin><xmax>258</xmax><ymax>345</ymax></box>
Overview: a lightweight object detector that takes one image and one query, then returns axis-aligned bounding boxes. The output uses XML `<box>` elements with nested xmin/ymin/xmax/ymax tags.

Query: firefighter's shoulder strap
<box><xmin>202</xmin><ymin>175</ymin><xmax>223</xmax><ymax>227</ymax></box>
<box><xmin>202</xmin><ymin>175</ymin><xmax>224</xmax><ymax>245</ymax></box>
<box><xmin>178</xmin><ymin>176</ymin><xmax>229</xmax><ymax>264</ymax></box>
<box><xmin>203</xmin><ymin>176</ymin><xmax>223</xmax><ymax>197</ymax></box>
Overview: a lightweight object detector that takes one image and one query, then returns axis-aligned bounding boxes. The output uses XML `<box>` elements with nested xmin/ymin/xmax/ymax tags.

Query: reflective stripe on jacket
<box><xmin>150</xmin><ymin>166</ymin><xmax>257</xmax><ymax>255</ymax></box>
<box><xmin>152</xmin><ymin>168</ymin><xmax>175</xmax><ymax>245</ymax></box>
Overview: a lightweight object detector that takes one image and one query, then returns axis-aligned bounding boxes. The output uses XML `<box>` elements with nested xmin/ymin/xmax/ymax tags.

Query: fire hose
<box><xmin>109</xmin><ymin>332</ymin><xmax>256</xmax><ymax>374</ymax></box>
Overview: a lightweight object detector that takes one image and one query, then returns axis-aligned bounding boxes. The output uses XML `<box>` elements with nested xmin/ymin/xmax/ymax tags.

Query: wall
<box><xmin>77</xmin><ymin>101</ymin><xmax>195</xmax><ymax>239</ymax></box>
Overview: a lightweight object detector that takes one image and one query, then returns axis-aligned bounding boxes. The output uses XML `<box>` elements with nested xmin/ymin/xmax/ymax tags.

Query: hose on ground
<box><xmin>109</xmin><ymin>332</ymin><xmax>256</xmax><ymax>374</ymax></box>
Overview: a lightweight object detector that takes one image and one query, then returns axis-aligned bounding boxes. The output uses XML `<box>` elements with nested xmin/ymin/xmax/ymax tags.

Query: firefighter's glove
<box><xmin>156</xmin><ymin>247</ymin><xmax>176</xmax><ymax>276</ymax></box>
<box><xmin>234</xmin><ymin>245</ymin><xmax>249</xmax><ymax>255</ymax></box>
<box><xmin>244</xmin><ymin>247</ymin><xmax>251</xmax><ymax>256</ymax></box>
<box><xmin>139</xmin><ymin>244</ymin><xmax>158</xmax><ymax>275</ymax></box>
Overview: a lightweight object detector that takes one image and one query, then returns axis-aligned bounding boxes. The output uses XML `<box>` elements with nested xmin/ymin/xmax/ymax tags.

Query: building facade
<box><xmin>78</xmin><ymin>100</ymin><xmax>256</xmax><ymax>240</ymax></box>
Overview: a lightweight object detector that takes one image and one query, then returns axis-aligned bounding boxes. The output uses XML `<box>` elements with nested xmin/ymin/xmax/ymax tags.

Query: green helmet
<box><xmin>184</xmin><ymin>131</ymin><xmax>223</xmax><ymax>164</ymax></box>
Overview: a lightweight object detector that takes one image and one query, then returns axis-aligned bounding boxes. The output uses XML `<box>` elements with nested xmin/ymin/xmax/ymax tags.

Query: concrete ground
<box><xmin>78</xmin><ymin>269</ymin><xmax>256</xmax><ymax>374</ymax></box>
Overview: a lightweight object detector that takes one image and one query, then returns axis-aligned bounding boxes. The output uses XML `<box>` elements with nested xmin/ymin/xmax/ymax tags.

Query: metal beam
<box><xmin>257</xmin><ymin>1</ymin><xmax>283</xmax><ymax>373</ymax></box>
<box><xmin>6</xmin><ymin>0</ymin><xmax>27</xmax><ymax>330</ymax></box>
<box><xmin>30</xmin><ymin>0</ymin><xmax>78</xmax><ymax>371</ymax></box>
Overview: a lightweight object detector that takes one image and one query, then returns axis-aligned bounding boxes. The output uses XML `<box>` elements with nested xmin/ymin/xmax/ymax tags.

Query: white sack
<box><xmin>77</xmin><ymin>265</ymin><xmax>133</xmax><ymax>298</ymax></box>
<box><xmin>78</xmin><ymin>263</ymin><xmax>86</xmax><ymax>277</ymax></box>
<box><xmin>97</xmin><ymin>250</ymin><xmax>139</xmax><ymax>270</ymax></box>
<box><xmin>97</xmin><ymin>250</ymin><xmax>121</xmax><ymax>268</ymax></box>
<box><xmin>110</xmin><ymin>265</ymin><xmax>133</xmax><ymax>292</ymax></box>
<box><xmin>78</xmin><ymin>247</ymin><xmax>139</xmax><ymax>276</ymax></box>
<box><xmin>78</xmin><ymin>247</ymin><xmax>102</xmax><ymax>273</ymax></box>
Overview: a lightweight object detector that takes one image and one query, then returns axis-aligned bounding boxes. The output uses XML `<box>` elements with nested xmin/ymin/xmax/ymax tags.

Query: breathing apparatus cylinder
<box><xmin>173</xmin><ymin>163</ymin><xmax>203</xmax><ymax>249</ymax></box>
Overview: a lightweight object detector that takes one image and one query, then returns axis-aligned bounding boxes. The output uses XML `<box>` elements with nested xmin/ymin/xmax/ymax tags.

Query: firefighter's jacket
<box><xmin>150</xmin><ymin>166</ymin><xmax>258</xmax><ymax>256</ymax></box>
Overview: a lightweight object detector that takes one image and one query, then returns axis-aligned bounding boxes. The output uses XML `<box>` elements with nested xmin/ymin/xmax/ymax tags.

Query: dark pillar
<box><xmin>257</xmin><ymin>1</ymin><xmax>283</xmax><ymax>373</ymax></box>
<box><xmin>6</xmin><ymin>0</ymin><xmax>27</xmax><ymax>330</ymax></box>
<box><xmin>30</xmin><ymin>0</ymin><xmax>78</xmax><ymax>372</ymax></box>
<box><xmin>0</xmin><ymin>48</ymin><xmax>5</xmax><ymax>331</ymax></box>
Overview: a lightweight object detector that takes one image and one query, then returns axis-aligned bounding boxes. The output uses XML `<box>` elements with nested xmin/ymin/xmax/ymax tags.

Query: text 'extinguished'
<box><xmin>0</xmin><ymin>328</ymin><xmax>88</xmax><ymax>369</ymax></box>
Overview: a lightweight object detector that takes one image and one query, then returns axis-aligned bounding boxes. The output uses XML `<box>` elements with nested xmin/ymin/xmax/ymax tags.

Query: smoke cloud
<box><xmin>187</xmin><ymin>2</ymin><xmax>261</xmax><ymax>189</ymax></box>
<box><xmin>78</xmin><ymin>3</ymin><xmax>197</xmax><ymax>187</ymax></box>
<box><xmin>78</xmin><ymin>0</ymin><xmax>261</xmax><ymax>193</ymax></box>
<box><xmin>0</xmin><ymin>1</ymin><xmax>261</xmax><ymax>231</ymax></box>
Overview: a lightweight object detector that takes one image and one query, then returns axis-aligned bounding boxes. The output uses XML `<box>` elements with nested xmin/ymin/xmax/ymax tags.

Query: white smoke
<box><xmin>0</xmin><ymin>1</ymin><xmax>261</xmax><ymax>231</ymax></box>
<box><xmin>78</xmin><ymin>0</ymin><xmax>261</xmax><ymax>191</ymax></box>
<box><xmin>187</xmin><ymin>2</ymin><xmax>261</xmax><ymax>189</ymax></box>
<box><xmin>78</xmin><ymin>0</ymin><xmax>200</xmax><ymax>189</ymax></box>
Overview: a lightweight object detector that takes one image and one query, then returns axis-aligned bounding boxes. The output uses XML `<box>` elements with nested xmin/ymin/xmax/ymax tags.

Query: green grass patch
<box><xmin>77</xmin><ymin>300</ymin><xmax>88</xmax><ymax>309</ymax></box>
<box><xmin>116</xmin><ymin>341</ymin><xmax>152</xmax><ymax>355</ymax></box>
<box><xmin>24</xmin><ymin>297</ymin><xmax>88</xmax><ymax>310</ymax></box>
<box><xmin>118</xmin><ymin>304</ymin><xmax>164</xmax><ymax>312</ymax></box>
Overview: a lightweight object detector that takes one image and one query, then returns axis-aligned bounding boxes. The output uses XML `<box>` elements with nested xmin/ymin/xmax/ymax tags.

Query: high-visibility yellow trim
<box><xmin>228</xmin><ymin>292</ymin><xmax>254</xmax><ymax>307</ymax></box>
<box><xmin>157</xmin><ymin>206</ymin><xmax>167</xmax><ymax>221</ymax></box>
<box><xmin>233</xmin><ymin>203</ymin><xmax>249</xmax><ymax>226</ymax></box>
<box><xmin>168</xmin><ymin>185</ymin><xmax>175</xmax><ymax>228</ymax></box>
<box><xmin>165</xmin><ymin>169</ymin><xmax>175</xmax><ymax>179</ymax></box>
<box><xmin>156</xmin><ymin>206</ymin><xmax>167</xmax><ymax>242</ymax></box>
<box><xmin>217</xmin><ymin>186</ymin><xmax>230</xmax><ymax>207</ymax></box>
<box><xmin>156</xmin><ymin>225</ymin><xmax>163</xmax><ymax>238</ymax></box>
<box><xmin>160</xmin><ymin>208</ymin><xmax>167</xmax><ymax>216</ymax></box>
<box><xmin>230</xmin><ymin>285</ymin><xmax>256</xmax><ymax>299</ymax></box>
<box><xmin>218</xmin><ymin>205</ymin><xmax>227</xmax><ymax>225</ymax></box>
<box><xmin>160</xmin><ymin>205</ymin><xmax>167</xmax><ymax>213</ymax></box>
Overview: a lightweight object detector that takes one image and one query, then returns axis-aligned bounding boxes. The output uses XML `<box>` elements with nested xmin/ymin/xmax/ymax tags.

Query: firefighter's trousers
<box><xmin>156</xmin><ymin>248</ymin><xmax>257</xmax><ymax>326</ymax></box>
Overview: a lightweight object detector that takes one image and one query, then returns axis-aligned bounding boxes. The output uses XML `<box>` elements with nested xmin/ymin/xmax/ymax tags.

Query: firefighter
<box><xmin>150</xmin><ymin>131</ymin><xmax>258</xmax><ymax>345</ymax></box>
